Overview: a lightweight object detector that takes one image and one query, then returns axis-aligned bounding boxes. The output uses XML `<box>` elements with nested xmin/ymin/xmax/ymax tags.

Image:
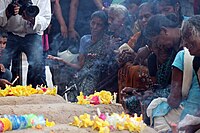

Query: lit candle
<box><xmin>65</xmin><ymin>93</ymin><xmax>68</xmax><ymax>102</ymax></box>
<box><xmin>113</xmin><ymin>92</ymin><xmax>117</xmax><ymax>103</ymax></box>
<box><xmin>12</xmin><ymin>76</ymin><xmax>19</xmax><ymax>85</ymax></box>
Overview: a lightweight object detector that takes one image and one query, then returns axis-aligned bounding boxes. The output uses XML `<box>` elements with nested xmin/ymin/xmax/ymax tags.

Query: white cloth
<box><xmin>0</xmin><ymin>0</ymin><xmax>51</xmax><ymax>37</ymax></box>
<box><xmin>114</xmin><ymin>43</ymin><xmax>134</xmax><ymax>54</ymax></box>
<box><xmin>146</xmin><ymin>97</ymin><xmax>168</xmax><ymax>126</ymax></box>
<box><xmin>178</xmin><ymin>114</ymin><xmax>200</xmax><ymax>129</ymax></box>
<box><xmin>182</xmin><ymin>47</ymin><xmax>194</xmax><ymax>99</ymax></box>
<box><xmin>57</xmin><ymin>50</ymin><xmax>78</xmax><ymax>63</ymax></box>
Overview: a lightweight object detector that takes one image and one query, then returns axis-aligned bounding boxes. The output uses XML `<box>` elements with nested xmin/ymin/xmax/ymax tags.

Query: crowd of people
<box><xmin>0</xmin><ymin>0</ymin><xmax>200</xmax><ymax>132</ymax></box>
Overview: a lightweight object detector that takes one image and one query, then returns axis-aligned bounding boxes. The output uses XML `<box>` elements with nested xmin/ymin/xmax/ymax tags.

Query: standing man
<box><xmin>0</xmin><ymin>0</ymin><xmax>51</xmax><ymax>87</ymax></box>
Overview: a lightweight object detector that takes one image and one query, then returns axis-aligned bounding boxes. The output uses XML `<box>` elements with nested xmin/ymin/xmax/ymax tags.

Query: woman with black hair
<box><xmin>155</xmin><ymin>0</ymin><xmax>184</xmax><ymax>25</ymax></box>
<box><xmin>48</xmin><ymin>11</ymin><xmax>109</xmax><ymax>100</ymax></box>
<box><xmin>119</xmin><ymin>2</ymin><xmax>155</xmax><ymax>116</ymax></box>
<box><xmin>133</xmin><ymin>0</ymin><xmax>186</xmax><ymax>65</ymax></box>
<box><xmin>146</xmin><ymin>15</ymin><xmax>200</xmax><ymax>133</ymax></box>
<box><xmin>121</xmin><ymin>14</ymin><xmax>181</xmax><ymax>124</ymax></box>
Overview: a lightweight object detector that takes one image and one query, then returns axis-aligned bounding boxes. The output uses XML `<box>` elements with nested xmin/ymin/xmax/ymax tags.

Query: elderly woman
<box><xmin>182</xmin><ymin>15</ymin><xmax>200</xmax><ymax>85</ymax></box>
<box><xmin>98</xmin><ymin>4</ymin><xmax>133</xmax><ymax>93</ymax></box>
<box><xmin>48</xmin><ymin>11</ymin><xmax>109</xmax><ymax>100</ymax></box>
<box><xmin>146</xmin><ymin>15</ymin><xmax>200</xmax><ymax>133</ymax></box>
<box><xmin>174</xmin><ymin>15</ymin><xmax>200</xmax><ymax>133</ymax></box>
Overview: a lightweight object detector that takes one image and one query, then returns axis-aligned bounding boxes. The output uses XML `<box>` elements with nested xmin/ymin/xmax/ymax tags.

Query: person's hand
<box><xmin>22</xmin><ymin>10</ymin><xmax>35</xmax><ymax>25</ymax></box>
<box><xmin>60</xmin><ymin>24</ymin><xmax>68</xmax><ymax>38</ymax></box>
<box><xmin>117</xmin><ymin>50</ymin><xmax>136</xmax><ymax>66</ymax></box>
<box><xmin>0</xmin><ymin>64</ymin><xmax>5</xmax><ymax>73</ymax></box>
<box><xmin>134</xmin><ymin>46</ymin><xmax>150</xmax><ymax>65</ymax></box>
<box><xmin>109</xmin><ymin>37</ymin><xmax>122</xmax><ymax>46</ymax></box>
<box><xmin>121</xmin><ymin>87</ymin><xmax>135</xmax><ymax>98</ymax></box>
<box><xmin>121</xmin><ymin>87</ymin><xmax>143</xmax><ymax>101</ymax></box>
<box><xmin>0</xmin><ymin>79</ymin><xmax>12</xmax><ymax>89</ymax></box>
<box><xmin>47</xmin><ymin>55</ymin><xmax>63</xmax><ymax>62</ymax></box>
<box><xmin>68</xmin><ymin>28</ymin><xmax>80</xmax><ymax>42</ymax></box>
<box><xmin>87</xmin><ymin>53</ymin><xmax>97</xmax><ymax>58</ymax></box>
<box><xmin>179</xmin><ymin>125</ymin><xmax>199</xmax><ymax>133</ymax></box>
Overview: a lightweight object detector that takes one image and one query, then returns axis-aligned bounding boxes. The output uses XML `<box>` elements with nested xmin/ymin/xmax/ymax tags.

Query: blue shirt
<box><xmin>172</xmin><ymin>50</ymin><xmax>200</xmax><ymax>120</ymax></box>
<box><xmin>79</xmin><ymin>35</ymin><xmax>92</xmax><ymax>54</ymax></box>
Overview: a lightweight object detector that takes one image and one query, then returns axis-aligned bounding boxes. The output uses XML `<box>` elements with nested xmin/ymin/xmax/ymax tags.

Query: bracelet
<box><xmin>145</xmin><ymin>45</ymin><xmax>151</xmax><ymax>52</ymax></box>
<box><xmin>101</xmin><ymin>6</ymin><xmax>105</xmax><ymax>11</ymax></box>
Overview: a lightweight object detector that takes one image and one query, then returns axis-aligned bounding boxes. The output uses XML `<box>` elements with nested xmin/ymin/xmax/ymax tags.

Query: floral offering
<box><xmin>0</xmin><ymin>85</ymin><xmax>57</xmax><ymax>97</ymax></box>
<box><xmin>77</xmin><ymin>90</ymin><xmax>114</xmax><ymax>105</ymax></box>
<box><xmin>70</xmin><ymin>108</ymin><xmax>146</xmax><ymax>133</ymax></box>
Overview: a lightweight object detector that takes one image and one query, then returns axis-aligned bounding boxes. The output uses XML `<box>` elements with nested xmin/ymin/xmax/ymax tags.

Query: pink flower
<box><xmin>41</xmin><ymin>88</ymin><xmax>47</xmax><ymax>92</ymax></box>
<box><xmin>90</xmin><ymin>96</ymin><xmax>100</xmax><ymax>105</ymax></box>
<box><xmin>99</xmin><ymin>113</ymin><xmax>106</xmax><ymax>121</ymax></box>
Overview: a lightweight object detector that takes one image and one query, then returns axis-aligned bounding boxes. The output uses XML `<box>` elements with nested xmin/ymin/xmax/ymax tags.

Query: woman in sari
<box><xmin>147</xmin><ymin>15</ymin><xmax>200</xmax><ymax>133</ymax></box>
<box><xmin>48</xmin><ymin>11</ymin><xmax>109</xmax><ymax>100</ymax></box>
<box><xmin>121</xmin><ymin>14</ymin><xmax>180</xmax><ymax>122</ymax></box>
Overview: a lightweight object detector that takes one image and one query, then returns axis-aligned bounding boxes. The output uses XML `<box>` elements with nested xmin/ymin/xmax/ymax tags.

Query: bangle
<box><xmin>101</xmin><ymin>6</ymin><xmax>105</xmax><ymax>11</ymax></box>
<box><xmin>145</xmin><ymin>45</ymin><xmax>151</xmax><ymax>52</ymax></box>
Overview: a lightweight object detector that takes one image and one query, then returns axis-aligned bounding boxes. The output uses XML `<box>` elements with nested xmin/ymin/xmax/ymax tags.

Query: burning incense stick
<box><xmin>12</xmin><ymin>76</ymin><xmax>19</xmax><ymax>84</ymax></box>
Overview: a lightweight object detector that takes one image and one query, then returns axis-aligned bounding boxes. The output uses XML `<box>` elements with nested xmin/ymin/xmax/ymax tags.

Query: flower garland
<box><xmin>77</xmin><ymin>90</ymin><xmax>115</xmax><ymax>105</ymax></box>
<box><xmin>0</xmin><ymin>85</ymin><xmax>57</xmax><ymax>97</ymax></box>
<box><xmin>70</xmin><ymin>108</ymin><xmax>146</xmax><ymax>133</ymax></box>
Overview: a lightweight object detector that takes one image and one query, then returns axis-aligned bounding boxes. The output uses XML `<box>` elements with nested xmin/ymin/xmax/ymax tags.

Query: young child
<box><xmin>0</xmin><ymin>28</ymin><xmax>12</xmax><ymax>88</ymax></box>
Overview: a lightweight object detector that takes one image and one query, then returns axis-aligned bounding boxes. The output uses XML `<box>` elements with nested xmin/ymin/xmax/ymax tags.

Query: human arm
<box><xmin>93</xmin><ymin>0</ymin><xmax>108</xmax><ymax>12</ymax></box>
<box><xmin>0</xmin><ymin>79</ymin><xmax>12</xmax><ymax>89</ymax></box>
<box><xmin>27</xmin><ymin>0</ymin><xmax>51</xmax><ymax>33</ymax></box>
<box><xmin>0</xmin><ymin>64</ymin><xmax>6</xmax><ymax>72</ymax></box>
<box><xmin>47</xmin><ymin>54</ymin><xmax>84</xmax><ymax>70</ymax></box>
<box><xmin>167</xmin><ymin>51</ymin><xmax>184</xmax><ymax>108</ymax></box>
<box><xmin>134</xmin><ymin>46</ymin><xmax>151</xmax><ymax>65</ymax></box>
<box><xmin>93</xmin><ymin>0</ymin><xmax>104</xmax><ymax>10</ymax></box>
<box><xmin>68</xmin><ymin>0</ymin><xmax>80</xmax><ymax>42</ymax></box>
<box><xmin>54</xmin><ymin>0</ymin><xmax>67</xmax><ymax>38</ymax></box>
<box><xmin>167</xmin><ymin>67</ymin><xmax>183</xmax><ymax>108</ymax></box>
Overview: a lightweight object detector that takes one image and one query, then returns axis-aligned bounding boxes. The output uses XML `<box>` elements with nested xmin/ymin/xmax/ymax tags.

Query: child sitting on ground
<box><xmin>0</xmin><ymin>27</ymin><xmax>12</xmax><ymax>88</ymax></box>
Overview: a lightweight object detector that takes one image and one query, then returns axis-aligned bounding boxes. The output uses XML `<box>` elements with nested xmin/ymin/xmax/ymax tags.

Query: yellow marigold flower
<box><xmin>99</xmin><ymin>126</ymin><xmax>110</xmax><ymax>133</ymax></box>
<box><xmin>99</xmin><ymin>91</ymin><xmax>112</xmax><ymax>104</ymax></box>
<box><xmin>0</xmin><ymin>90</ymin><xmax>9</xmax><ymax>96</ymax></box>
<box><xmin>79</xmin><ymin>113</ymin><xmax>93</xmax><ymax>127</ymax></box>
<box><xmin>46</xmin><ymin>119</ymin><xmax>55</xmax><ymax>127</ymax></box>
<box><xmin>70</xmin><ymin>116</ymin><xmax>81</xmax><ymax>127</ymax></box>
<box><xmin>92</xmin><ymin>118</ymin><xmax>102</xmax><ymax>130</ymax></box>
<box><xmin>77</xmin><ymin>92</ymin><xmax>90</xmax><ymax>105</ymax></box>
<box><xmin>116</xmin><ymin>123</ymin><xmax>124</xmax><ymax>130</ymax></box>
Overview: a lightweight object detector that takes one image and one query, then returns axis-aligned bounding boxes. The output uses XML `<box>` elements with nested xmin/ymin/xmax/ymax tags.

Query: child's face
<box><xmin>0</xmin><ymin>37</ymin><xmax>7</xmax><ymax>55</ymax></box>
